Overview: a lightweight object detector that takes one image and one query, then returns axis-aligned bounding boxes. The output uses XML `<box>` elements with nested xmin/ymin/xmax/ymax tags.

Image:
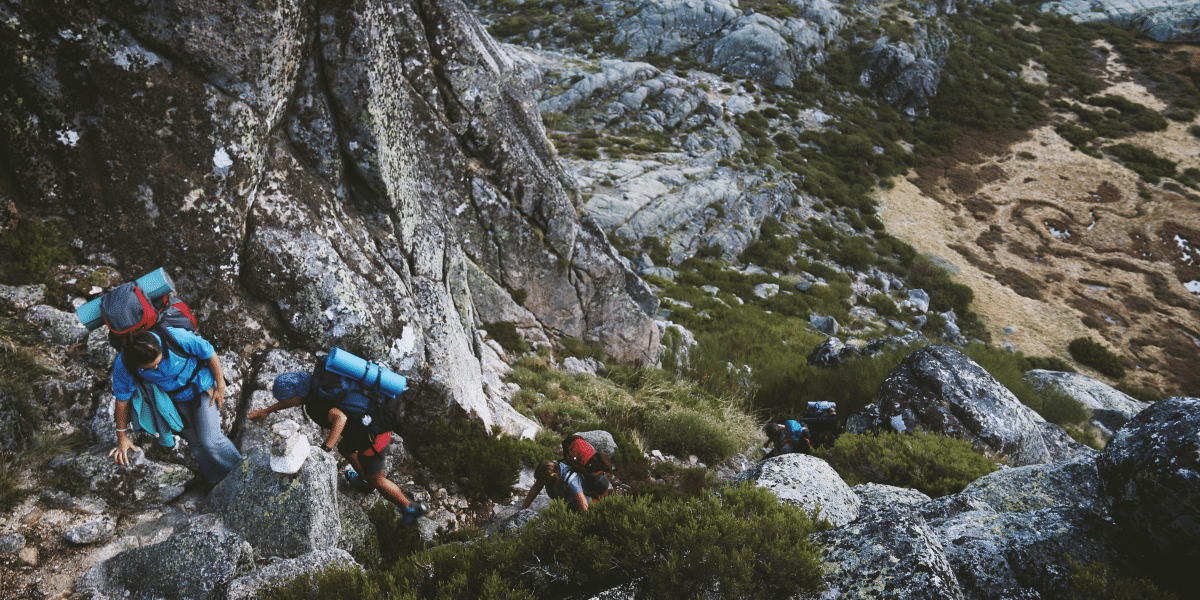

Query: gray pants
<box><xmin>177</xmin><ymin>392</ymin><xmax>242</xmax><ymax>484</ymax></box>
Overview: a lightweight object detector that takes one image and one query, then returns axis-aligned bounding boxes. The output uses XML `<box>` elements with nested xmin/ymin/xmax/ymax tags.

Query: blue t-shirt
<box><xmin>550</xmin><ymin>462</ymin><xmax>585</xmax><ymax>501</ymax></box>
<box><xmin>112</xmin><ymin>327</ymin><xmax>216</xmax><ymax>403</ymax></box>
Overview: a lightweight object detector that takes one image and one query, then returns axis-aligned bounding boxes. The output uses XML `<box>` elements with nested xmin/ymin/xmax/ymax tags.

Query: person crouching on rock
<box><xmin>247</xmin><ymin>372</ymin><xmax>427</xmax><ymax>525</ymax></box>
<box><xmin>108</xmin><ymin>329</ymin><xmax>242</xmax><ymax>485</ymax></box>
<box><xmin>763</xmin><ymin>420</ymin><xmax>811</xmax><ymax>458</ymax></box>
<box><xmin>520</xmin><ymin>459</ymin><xmax>591</xmax><ymax>512</ymax></box>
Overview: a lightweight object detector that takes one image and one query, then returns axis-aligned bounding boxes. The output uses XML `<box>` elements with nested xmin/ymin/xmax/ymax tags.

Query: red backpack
<box><xmin>100</xmin><ymin>278</ymin><xmax>201</xmax><ymax>389</ymax></box>
<box><xmin>562</xmin><ymin>434</ymin><xmax>614</xmax><ymax>500</ymax></box>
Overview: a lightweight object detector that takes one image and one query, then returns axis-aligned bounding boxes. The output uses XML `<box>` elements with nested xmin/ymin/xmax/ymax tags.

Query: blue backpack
<box><xmin>784</xmin><ymin>420</ymin><xmax>810</xmax><ymax>449</ymax></box>
<box><xmin>309</xmin><ymin>359</ymin><xmax>404</xmax><ymax>437</ymax></box>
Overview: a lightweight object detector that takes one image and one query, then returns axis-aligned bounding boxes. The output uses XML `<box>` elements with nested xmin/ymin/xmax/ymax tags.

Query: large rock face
<box><xmin>1044</xmin><ymin>0</ymin><xmax>1200</xmax><ymax>42</ymax></box>
<box><xmin>0</xmin><ymin>0</ymin><xmax>659</xmax><ymax>436</ymax></box>
<box><xmin>961</xmin><ymin>455</ymin><xmax>1109</xmax><ymax>517</ymax></box>
<box><xmin>1024</xmin><ymin>369</ymin><xmax>1150</xmax><ymax>432</ymax></box>
<box><xmin>874</xmin><ymin>345</ymin><xmax>1089</xmax><ymax>466</ymax></box>
<box><xmin>1096</xmin><ymin>396</ymin><xmax>1200</xmax><ymax>590</ymax></box>
<box><xmin>729</xmin><ymin>454</ymin><xmax>860</xmax><ymax>526</ymax></box>
<box><xmin>48</xmin><ymin>451</ymin><xmax>191</xmax><ymax>510</ymax></box>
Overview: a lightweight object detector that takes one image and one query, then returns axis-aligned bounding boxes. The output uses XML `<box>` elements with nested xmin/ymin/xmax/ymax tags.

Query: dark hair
<box><xmin>534</xmin><ymin>460</ymin><xmax>560</xmax><ymax>483</ymax></box>
<box><xmin>764</xmin><ymin>423</ymin><xmax>786</xmax><ymax>443</ymax></box>
<box><xmin>125</xmin><ymin>331</ymin><xmax>162</xmax><ymax>368</ymax></box>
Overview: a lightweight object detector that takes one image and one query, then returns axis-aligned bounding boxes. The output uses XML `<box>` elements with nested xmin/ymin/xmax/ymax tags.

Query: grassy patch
<box><xmin>0</xmin><ymin>217</ymin><xmax>74</xmax><ymax>289</ymax></box>
<box><xmin>1105</xmin><ymin>143</ymin><xmax>1177</xmax><ymax>184</ymax></box>
<box><xmin>482</xmin><ymin>321</ymin><xmax>531</xmax><ymax>356</ymax></box>
<box><xmin>1065</xmin><ymin>554</ymin><xmax>1179</xmax><ymax>600</ymax></box>
<box><xmin>409</xmin><ymin>419</ymin><xmax>554</xmax><ymax>501</ymax></box>
<box><xmin>1068</xmin><ymin>337</ymin><xmax>1126</xmax><ymax>379</ymax></box>
<box><xmin>0</xmin><ymin>465</ymin><xmax>32</xmax><ymax>512</ymax></box>
<box><xmin>815</xmin><ymin>432</ymin><xmax>998</xmax><ymax>497</ymax></box>
<box><xmin>263</xmin><ymin>483</ymin><xmax>827</xmax><ymax>600</ymax></box>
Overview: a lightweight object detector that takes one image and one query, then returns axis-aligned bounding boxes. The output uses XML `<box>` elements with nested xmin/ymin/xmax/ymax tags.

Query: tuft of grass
<box><xmin>263</xmin><ymin>483</ymin><xmax>827</xmax><ymax>600</ymax></box>
<box><xmin>482</xmin><ymin>321</ymin><xmax>531</xmax><ymax>356</ymax></box>
<box><xmin>815</xmin><ymin>432</ymin><xmax>998</xmax><ymax>497</ymax></box>
<box><xmin>0</xmin><ymin>465</ymin><xmax>33</xmax><ymax>512</ymax></box>
<box><xmin>1065</xmin><ymin>554</ymin><xmax>1179</xmax><ymax>600</ymax></box>
<box><xmin>409</xmin><ymin>419</ymin><xmax>552</xmax><ymax>501</ymax></box>
<box><xmin>0</xmin><ymin>217</ymin><xmax>74</xmax><ymax>288</ymax></box>
<box><xmin>1068</xmin><ymin>338</ymin><xmax>1126</xmax><ymax>379</ymax></box>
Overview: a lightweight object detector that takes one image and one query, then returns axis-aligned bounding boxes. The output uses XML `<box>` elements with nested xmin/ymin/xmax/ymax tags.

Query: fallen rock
<box><xmin>875</xmin><ymin>345</ymin><xmax>1089</xmax><ymax>466</ymax></box>
<box><xmin>576</xmin><ymin>429</ymin><xmax>618</xmax><ymax>457</ymax></box>
<box><xmin>809</xmin><ymin>314</ymin><xmax>839</xmax><ymax>335</ymax></box>
<box><xmin>79</xmin><ymin>514</ymin><xmax>255</xmax><ymax>600</ymax></box>
<box><xmin>807</xmin><ymin>336</ymin><xmax>852</xmax><ymax>368</ymax></box>
<box><xmin>853</xmin><ymin>483</ymin><xmax>932</xmax><ymax>522</ymax></box>
<box><xmin>269</xmin><ymin>419</ymin><xmax>311</xmax><ymax>475</ymax></box>
<box><xmin>63</xmin><ymin>516</ymin><xmax>117</xmax><ymax>545</ymax></box>
<box><xmin>812</xmin><ymin>504</ymin><xmax>962</xmax><ymax>600</ymax></box>
<box><xmin>1024</xmin><ymin>369</ymin><xmax>1150</xmax><ymax>432</ymax></box>
<box><xmin>729</xmin><ymin>454</ymin><xmax>860</xmax><ymax>526</ymax></box>
<box><xmin>0</xmin><ymin>283</ymin><xmax>45</xmax><ymax>311</ymax></box>
<box><xmin>0</xmin><ymin>533</ymin><xmax>25</xmax><ymax>554</ymax></box>
<box><xmin>24</xmin><ymin>304</ymin><xmax>89</xmax><ymax>345</ymax></box>
<box><xmin>961</xmin><ymin>455</ymin><xmax>1108</xmax><ymax>517</ymax></box>
<box><xmin>205</xmin><ymin>425</ymin><xmax>341</xmax><ymax>559</ymax></box>
<box><xmin>17</xmin><ymin>546</ymin><xmax>37</xmax><ymax>567</ymax></box>
<box><xmin>226</xmin><ymin>548</ymin><xmax>361</xmax><ymax>600</ymax></box>
<box><xmin>48</xmin><ymin>451</ymin><xmax>191</xmax><ymax>510</ymax></box>
<box><xmin>1096</xmin><ymin>396</ymin><xmax>1200</xmax><ymax>590</ymax></box>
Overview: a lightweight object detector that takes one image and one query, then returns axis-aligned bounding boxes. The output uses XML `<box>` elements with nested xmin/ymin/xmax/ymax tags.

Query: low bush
<box><xmin>644</xmin><ymin>407</ymin><xmax>746</xmax><ymax>465</ymax></box>
<box><xmin>0</xmin><ymin>465</ymin><xmax>32</xmax><ymax>512</ymax></box>
<box><xmin>1024</xmin><ymin>355</ymin><xmax>1076</xmax><ymax>373</ymax></box>
<box><xmin>558</xmin><ymin>336</ymin><xmax>606</xmax><ymax>362</ymax></box>
<box><xmin>1065</xmin><ymin>554</ymin><xmax>1179</xmax><ymax>600</ymax></box>
<box><xmin>264</xmin><ymin>484</ymin><xmax>827</xmax><ymax>600</ymax></box>
<box><xmin>482</xmin><ymin>321</ymin><xmax>530</xmax><ymax>355</ymax></box>
<box><xmin>1068</xmin><ymin>337</ymin><xmax>1126</xmax><ymax>379</ymax></box>
<box><xmin>815</xmin><ymin>432</ymin><xmax>997</xmax><ymax>497</ymax></box>
<box><xmin>0</xmin><ymin>217</ymin><xmax>74</xmax><ymax>288</ymax></box>
<box><xmin>410</xmin><ymin>419</ymin><xmax>552</xmax><ymax>501</ymax></box>
<box><xmin>1105</xmin><ymin>143</ymin><xmax>1177</xmax><ymax>184</ymax></box>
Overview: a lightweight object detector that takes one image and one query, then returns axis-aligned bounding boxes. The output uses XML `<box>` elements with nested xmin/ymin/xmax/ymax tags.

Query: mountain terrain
<box><xmin>0</xmin><ymin>0</ymin><xmax>1198</xmax><ymax>598</ymax></box>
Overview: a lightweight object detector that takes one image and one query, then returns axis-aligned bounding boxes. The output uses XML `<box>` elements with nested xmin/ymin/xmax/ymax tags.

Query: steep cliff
<box><xmin>0</xmin><ymin>0</ymin><xmax>660</xmax><ymax>432</ymax></box>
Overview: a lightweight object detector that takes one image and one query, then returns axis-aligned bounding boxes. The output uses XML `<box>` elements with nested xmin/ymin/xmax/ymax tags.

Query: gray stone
<box><xmin>810</xmin><ymin>314</ymin><xmax>839</xmax><ymax>335</ymax></box>
<box><xmin>807</xmin><ymin>336</ymin><xmax>854</xmax><ymax>369</ymax></box>
<box><xmin>961</xmin><ymin>455</ymin><xmax>1108</xmax><ymax>517</ymax></box>
<box><xmin>48</xmin><ymin>451</ymin><xmax>191</xmax><ymax>509</ymax></box>
<box><xmin>1096</xmin><ymin>397</ymin><xmax>1200</xmax><ymax>589</ymax></box>
<box><xmin>1024</xmin><ymin>370</ymin><xmax>1151</xmax><ymax>432</ymax></box>
<box><xmin>0</xmin><ymin>533</ymin><xmax>25</xmax><ymax>555</ymax></box>
<box><xmin>86</xmin><ymin>326</ymin><xmax>118</xmax><ymax>368</ymax></box>
<box><xmin>907</xmin><ymin>289</ymin><xmax>931</xmax><ymax>313</ymax></box>
<box><xmin>269</xmin><ymin>419</ymin><xmax>311</xmax><ymax>475</ymax></box>
<box><xmin>876</xmin><ymin>345</ymin><xmax>1089</xmax><ymax>466</ymax></box>
<box><xmin>753</xmin><ymin>282</ymin><xmax>780</xmax><ymax>298</ymax></box>
<box><xmin>813</xmin><ymin>504</ymin><xmax>963</xmax><ymax>600</ymax></box>
<box><xmin>913</xmin><ymin>314</ymin><xmax>928</xmax><ymax>329</ymax></box>
<box><xmin>41</xmin><ymin>489</ymin><xmax>108</xmax><ymax>514</ymax></box>
<box><xmin>79</xmin><ymin>514</ymin><xmax>255</xmax><ymax>600</ymax></box>
<box><xmin>729</xmin><ymin>454</ymin><xmax>860</xmax><ymax>526</ymax></box>
<box><xmin>853</xmin><ymin>483</ymin><xmax>933</xmax><ymax>522</ymax></box>
<box><xmin>641</xmin><ymin>266</ymin><xmax>678</xmax><ymax>281</ymax></box>
<box><xmin>24</xmin><ymin>304</ymin><xmax>89</xmax><ymax>345</ymax></box>
<box><xmin>0</xmin><ymin>283</ymin><xmax>45</xmax><ymax>311</ymax></box>
<box><xmin>205</xmin><ymin>424</ymin><xmax>341</xmax><ymax>559</ymax></box>
<box><xmin>1045</xmin><ymin>0</ymin><xmax>1200</xmax><ymax>42</ymax></box>
<box><xmin>226</xmin><ymin>548</ymin><xmax>361</xmax><ymax>600</ymax></box>
<box><xmin>63</xmin><ymin>516</ymin><xmax>117</xmax><ymax>545</ymax></box>
<box><xmin>337</xmin><ymin>495</ymin><xmax>380</xmax><ymax>567</ymax></box>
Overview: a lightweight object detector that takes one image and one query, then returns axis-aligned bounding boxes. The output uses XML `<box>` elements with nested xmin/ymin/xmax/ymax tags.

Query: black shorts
<box><xmin>338</xmin><ymin>432</ymin><xmax>389</xmax><ymax>477</ymax></box>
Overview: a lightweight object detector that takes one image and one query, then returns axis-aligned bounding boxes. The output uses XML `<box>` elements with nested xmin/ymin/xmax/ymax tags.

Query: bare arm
<box><xmin>325</xmin><ymin>407</ymin><xmax>348</xmax><ymax>450</ymax></box>
<box><xmin>207</xmin><ymin>354</ymin><xmax>226</xmax><ymax>408</ymax></box>
<box><xmin>520</xmin><ymin>481</ymin><xmax>545</xmax><ymax>510</ymax></box>
<box><xmin>572</xmin><ymin>492</ymin><xmax>589</xmax><ymax>512</ymax></box>
<box><xmin>247</xmin><ymin>395</ymin><xmax>304</xmax><ymax>423</ymax></box>
<box><xmin>107</xmin><ymin>400</ymin><xmax>141</xmax><ymax>466</ymax></box>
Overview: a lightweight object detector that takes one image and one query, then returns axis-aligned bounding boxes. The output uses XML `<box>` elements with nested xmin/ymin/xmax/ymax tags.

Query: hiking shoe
<box><xmin>397</xmin><ymin>502</ymin><xmax>428</xmax><ymax>526</ymax></box>
<box><xmin>344</xmin><ymin>469</ymin><xmax>374</xmax><ymax>492</ymax></box>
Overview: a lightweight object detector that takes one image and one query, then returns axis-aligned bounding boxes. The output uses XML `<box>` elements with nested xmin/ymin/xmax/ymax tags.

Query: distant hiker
<box><xmin>763</xmin><ymin>419</ymin><xmax>811</xmax><ymax>458</ymax></box>
<box><xmin>108</xmin><ymin>328</ymin><xmax>241</xmax><ymax>485</ymax></box>
<box><xmin>561</xmin><ymin>434</ymin><xmax>614</xmax><ymax>501</ymax></box>
<box><xmin>520</xmin><ymin>459</ymin><xmax>591</xmax><ymax>512</ymax></box>
<box><xmin>248</xmin><ymin>371</ymin><xmax>426</xmax><ymax>524</ymax></box>
<box><xmin>804</xmin><ymin>401</ymin><xmax>840</xmax><ymax>449</ymax></box>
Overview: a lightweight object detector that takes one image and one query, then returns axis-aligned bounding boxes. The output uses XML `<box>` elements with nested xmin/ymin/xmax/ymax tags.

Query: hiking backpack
<box><xmin>784</xmin><ymin>419</ymin><xmax>811</xmax><ymax>452</ymax></box>
<box><xmin>562</xmin><ymin>434</ymin><xmax>614</xmax><ymax>500</ymax></box>
<box><xmin>308</xmin><ymin>355</ymin><xmax>405</xmax><ymax>439</ymax></box>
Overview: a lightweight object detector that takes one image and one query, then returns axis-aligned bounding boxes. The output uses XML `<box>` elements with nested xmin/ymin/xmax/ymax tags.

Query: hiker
<box><xmin>520</xmin><ymin>459</ymin><xmax>591</xmax><ymax>512</ymax></box>
<box><xmin>247</xmin><ymin>372</ymin><xmax>426</xmax><ymax>524</ymax></box>
<box><xmin>763</xmin><ymin>420</ymin><xmax>811</xmax><ymax>458</ymax></box>
<box><xmin>804</xmin><ymin>401</ymin><xmax>840</xmax><ymax>449</ymax></box>
<box><xmin>107</xmin><ymin>328</ymin><xmax>242</xmax><ymax>484</ymax></box>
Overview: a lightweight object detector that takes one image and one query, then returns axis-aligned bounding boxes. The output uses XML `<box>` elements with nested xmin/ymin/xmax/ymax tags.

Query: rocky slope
<box><xmin>0</xmin><ymin>0</ymin><xmax>660</xmax><ymax>438</ymax></box>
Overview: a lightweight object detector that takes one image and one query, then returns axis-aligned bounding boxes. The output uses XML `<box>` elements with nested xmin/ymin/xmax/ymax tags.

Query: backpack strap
<box><xmin>121</xmin><ymin>326</ymin><xmax>207</xmax><ymax>401</ymax></box>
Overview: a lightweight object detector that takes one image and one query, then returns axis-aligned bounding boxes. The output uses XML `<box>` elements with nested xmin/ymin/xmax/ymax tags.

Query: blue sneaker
<box><xmin>397</xmin><ymin>502</ymin><xmax>428</xmax><ymax>526</ymax></box>
<box><xmin>344</xmin><ymin>469</ymin><xmax>373</xmax><ymax>492</ymax></box>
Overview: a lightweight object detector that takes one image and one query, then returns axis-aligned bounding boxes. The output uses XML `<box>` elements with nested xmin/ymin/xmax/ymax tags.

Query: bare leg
<box><xmin>369</xmin><ymin>469</ymin><xmax>411</xmax><ymax>508</ymax></box>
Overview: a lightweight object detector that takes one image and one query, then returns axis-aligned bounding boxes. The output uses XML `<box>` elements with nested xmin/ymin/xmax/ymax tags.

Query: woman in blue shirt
<box><xmin>107</xmin><ymin>328</ymin><xmax>241</xmax><ymax>484</ymax></box>
<box><xmin>520</xmin><ymin>460</ymin><xmax>590</xmax><ymax>512</ymax></box>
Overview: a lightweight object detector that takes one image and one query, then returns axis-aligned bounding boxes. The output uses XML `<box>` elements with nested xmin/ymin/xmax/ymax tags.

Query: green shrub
<box><xmin>815</xmin><ymin>432</ymin><xmax>997</xmax><ymax>497</ymax></box>
<box><xmin>865</xmin><ymin>294</ymin><xmax>899</xmax><ymax>317</ymax></box>
<box><xmin>0</xmin><ymin>465</ymin><xmax>32</xmax><ymax>512</ymax></box>
<box><xmin>559</xmin><ymin>336</ymin><xmax>606</xmax><ymax>362</ymax></box>
<box><xmin>1114</xmin><ymin>382</ymin><xmax>1161</xmax><ymax>403</ymax></box>
<box><xmin>1056</xmin><ymin>122</ymin><xmax>1098</xmax><ymax>146</ymax></box>
<box><xmin>264</xmin><ymin>483</ymin><xmax>826</xmax><ymax>600</ymax></box>
<box><xmin>1065</xmin><ymin>554</ymin><xmax>1179</xmax><ymax>600</ymax></box>
<box><xmin>1068</xmin><ymin>338</ymin><xmax>1126</xmax><ymax>379</ymax></box>
<box><xmin>1106</xmin><ymin>143</ymin><xmax>1177</xmax><ymax>183</ymax></box>
<box><xmin>644</xmin><ymin>407</ymin><xmax>748</xmax><ymax>465</ymax></box>
<box><xmin>410</xmin><ymin>420</ymin><xmax>544</xmax><ymax>501</ymax></box>
<box><xmin>0</xmin><ymin>217</ymin><xmax>74</xmax><ymax>287</ymax></box>
<box><xmin>1190</xmin><ymin>124</ymin><xmax>1200</xmax><ymax>138</ymax></box>
<box><xmin>1024</xmin><ymin>355</ymin><xmax>1076</xmax><ymax>373</ymax></box>
<box><xmin>963</xmin><ymin>343</ymin><xmax>1090</xmax><ymax>425</ymax></box>
<box><xmin>482</xmin><ymin>321</ymin><xmax>531</xmax><ymax>355</ymax></box>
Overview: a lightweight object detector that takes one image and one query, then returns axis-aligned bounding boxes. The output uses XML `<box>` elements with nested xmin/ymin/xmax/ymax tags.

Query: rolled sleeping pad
<box><xmin>326</xmin><ymin>347</ymin><xmax>407</xmax><ymax>398</ymax></box>
<box><xmin>75</xmin><ymin>268</ymin><xmax>176</xmax><ymax>330</ymax></box>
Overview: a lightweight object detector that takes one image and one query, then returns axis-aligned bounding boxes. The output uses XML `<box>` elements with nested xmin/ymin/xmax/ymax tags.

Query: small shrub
<box><xmin>1068</xmin><ymin>337</ymin><xmax>1126</xmax><ymax>379</ymax></box>
<box><xmin>0</xmin><ymin>465</ymin><xmax>32</xmax><ymax>512</ymax></box>
<box><xmin>1024</xmin><ymin>355</ymin><xmax>1076</xmax><ymax>373</ymax></box>
<box><xmin>410</xmin><ymin>420</ymin><xmax>538</xmax><ymax>501</ymax></box>
<box><xmin>815</xmin><ymin>432</ymin><xmax>997</xmax><ymax>497</ymax></box>
<box><xmin>1065</xmin><ymin>554</ymin><xmax>1179</xmax><ymax>600</ymax></box>
<box><xmin>558</xmin><ymin>336</ymin><xmax>606</xmax><ymax>362</ymax></box>
<box><xmin>1106</xmin><ymin>143</ymin><xmax>1177</xmax><ymax>183</ymax></box>
<box><xmin>0</xmin><ymin>217</ymin><xmax>74</xmax><ymax>287</ymax></box>
<box><xmin>865</xmin><ymin>294</ymin><xmax>899</xmax><ymax>317</ymax></box>
<box><xmin>644</xmin><ymin>407</ymin><xmax>745</xmax><ymax>465</ymax></box>
<box><xmin>1114</xmin><ymin>382</ymin><xmax>1161</xmax><ymax>403</ymax></box>
<box><xmin>482</xmin><ymin>321</ymin><xmax>531</xmax><ymax>355</ymax></box>
<box><xmin>511</xmin><ymin>288</ymin><xmax>527</xmax><ymax>307</ymax></box>
<box><xmin>1190</xmin><ymin>124</ymin><xmax>1200</xmax><ymax>138</ymax></box>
